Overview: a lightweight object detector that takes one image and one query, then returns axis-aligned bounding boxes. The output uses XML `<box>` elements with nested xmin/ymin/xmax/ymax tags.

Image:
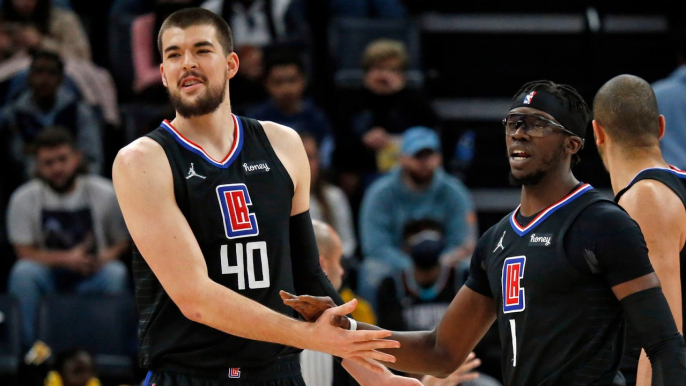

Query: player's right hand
<box><xmin>304</xmin><ymin>298</ymin><xmax>400</xmax><ymax>373</ymax></box>
<box><xmin>280</xmin><ymin>290</ymin><xmax>349</xmax><ymax>327</ymax></box>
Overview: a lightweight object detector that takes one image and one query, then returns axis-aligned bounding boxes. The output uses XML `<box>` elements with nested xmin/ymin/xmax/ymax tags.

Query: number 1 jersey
<box><xmin>132</xmin><ymin>115</ymin><xmax>299</xmax><ymax>373</ymax></box>
<box><xmin>465</xmin><ymin>184</ymin><xmax>654</xmax><ymax>386</ymax></box>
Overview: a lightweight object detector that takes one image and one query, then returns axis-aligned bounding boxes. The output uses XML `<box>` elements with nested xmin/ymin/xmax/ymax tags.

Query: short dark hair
<box><xmin>593</xmin><ymin>74</ymin><xmax>660</xmax><ymax>147</ymax></box>
<box><xmin>31</xmin><ymin>50</ymin><xmax>64</xmax><ymax>75</ymax></box>
<box><xmin>31</xmin><ymin>127</ymin><xmax>77</xmax><ymax>154</ymax></box>
<box><xmin>402</xmin><ymin>219</ymin><xmax>443</xmax><ymax>242</ymax></box>
<box><xmin>157</xmin><ymin>8</ymin><xmax>234</xmax><ymax>56</ymax></box>
<box><xmin>264</xmin><ymin>49</ymin><xmax>305</xmax><ymax>79</ymax></box>
<box><xmin>512</xmin><ymin>80</ymin><xmax>590</xmax><ymax>166</ymax></box>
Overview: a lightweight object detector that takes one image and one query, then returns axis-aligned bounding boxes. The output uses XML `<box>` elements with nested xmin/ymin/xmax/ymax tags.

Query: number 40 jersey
<box><xmin>132</xmin><ymin>115</ymin><xmax>300</xmax><ymax>373</ymax></box>
<box><xmin>465</xmin><ymin>184</ymin><xmax>654</xmax><ymax>386</ymax></box>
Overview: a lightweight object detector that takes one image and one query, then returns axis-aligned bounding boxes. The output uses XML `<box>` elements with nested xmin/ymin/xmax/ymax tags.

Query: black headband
<box><xmin>509</xmin><ymin>90</ymin><xmax>587</xmax><ymax>138</ymax></box>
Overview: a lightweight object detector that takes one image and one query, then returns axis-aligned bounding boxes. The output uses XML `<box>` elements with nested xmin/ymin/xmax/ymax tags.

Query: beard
<box><xmin>508</xmin><ymin>141</ymin><xmax>566</xmax><ymax>187</ymax></box>
<box><xmin>40</xmin><ymin>171</ymin><xmax>78</xmax><ymax>194</ymax></box>
<box><xmin>168</xmin><ymin>73</ymin><xmax>227</xmax><ymax>118</ymax></box>
<box><xmin>407</xmin><ymin>169</ymin><xmax>434</xmax><ymax>186</ymax></box>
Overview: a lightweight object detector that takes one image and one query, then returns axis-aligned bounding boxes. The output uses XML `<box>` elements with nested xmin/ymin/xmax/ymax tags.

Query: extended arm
<box><xmin>112</xmin><ymin>138</ymin><xmax>398</xmax><ymax>360</ymax></box>
<box><xmin>618</xmin><ymin>182</ymin><xmax>685</xmax><ymax>385</ymax></box>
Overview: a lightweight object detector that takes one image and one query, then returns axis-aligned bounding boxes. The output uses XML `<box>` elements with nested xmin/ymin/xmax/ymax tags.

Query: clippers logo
<box><xmin>229</xmin><ymin>368</ymin><xmax>241</xmax><ymax>378</ymax></box>
<box><xmin>217</xmin><ymin>184</ymin><xmax>259</xmax><ymax>239</ymax></box>
<box><xmin>523</xmin><ymin>91</ymin><xmax>536</xmax><ymax>104</ymax></box>
<box><xmin>502</xmin><ymin>256</ymin><xmax>526</xmax><ymax>313</ymax></box>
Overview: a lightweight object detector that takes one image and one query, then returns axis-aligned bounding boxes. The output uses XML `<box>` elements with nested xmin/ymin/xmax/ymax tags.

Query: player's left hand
<box><xmin>342</xmin><ymin>358</ymin><xmax>423</xmax><ymax>386</ymax></box>
<box><xmin>280</xmin><ymin>290</ymin><xmax>350</xmax><ymax>329</ymax></box>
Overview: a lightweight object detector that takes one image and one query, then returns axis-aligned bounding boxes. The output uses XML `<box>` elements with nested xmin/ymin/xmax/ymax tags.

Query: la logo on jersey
<box><xmin>216</xmin><ymin>184</ymin><xmax>259</xmax><ymax>239</ymax></box>
<box><xmin>502</xmin><ymin>256</ymin><xmax>526</xmax><ymax>313</ymax></box>
<box><xmin>229</xmin><ymin>368</ymin><xmax>241</xmax><ymax>378</ymax></box>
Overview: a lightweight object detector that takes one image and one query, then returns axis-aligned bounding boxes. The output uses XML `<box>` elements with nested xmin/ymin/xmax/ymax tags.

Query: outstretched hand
<box><xmin>280</xmin><ymin>290</ymin><xmax>349</xmax><ymax>329</ymax></box>
<box><xmin>305</xmin><ymin>298</ymin><xmax>400</xmax><ymax>373</ymax></box>
<box><xmin>420</xmin><ymin>352</ymin><xmax>481</xmax><ymax>386</ymax></box>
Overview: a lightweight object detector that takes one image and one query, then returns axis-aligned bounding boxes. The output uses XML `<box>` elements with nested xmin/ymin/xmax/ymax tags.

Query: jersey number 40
<box><xmin>221</xmin><ymin>242</ymin><xmax>270</xmax><ymax>290</ymax></box>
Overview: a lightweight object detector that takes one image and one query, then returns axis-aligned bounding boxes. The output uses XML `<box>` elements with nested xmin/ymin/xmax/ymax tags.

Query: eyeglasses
<box><xmin>502</xmin><ymin>113</ymin><xmax>577</xmax><ymax>138</ymax></box>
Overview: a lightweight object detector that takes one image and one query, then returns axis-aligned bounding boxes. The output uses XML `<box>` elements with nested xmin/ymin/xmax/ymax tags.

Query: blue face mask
<box><xmin>407</xmin><ymin>231</ymin><xmax>445</xmax><ymax>269</ymax></box>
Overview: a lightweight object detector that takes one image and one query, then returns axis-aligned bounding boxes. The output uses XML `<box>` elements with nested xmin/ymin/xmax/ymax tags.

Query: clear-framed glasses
<box><xmin>502</xmin><ymin>113</ymin><xmax>578</xmax><ymax>138</ymax></box>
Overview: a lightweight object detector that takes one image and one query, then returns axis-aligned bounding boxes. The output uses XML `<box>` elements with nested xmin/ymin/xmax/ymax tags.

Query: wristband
<box><xmin>348</xmin><ymin>317</ymin><xmax>357</xmax><ymax>331</ymax></box>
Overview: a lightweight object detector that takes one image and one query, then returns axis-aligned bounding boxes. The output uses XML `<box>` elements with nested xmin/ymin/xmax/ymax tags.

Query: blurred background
<box><xmin>0</xmin><ymin>0</ymin><xmax>685</xmax><ymax>385</ymax></box>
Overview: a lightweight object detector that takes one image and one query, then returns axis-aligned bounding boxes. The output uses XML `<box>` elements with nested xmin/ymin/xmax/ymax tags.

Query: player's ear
<box><xmin>567</xmin><ymin>135</ymin><xmax>583</xmax><ymax>155</ymax></box>
<box><xmin>160</xmin><ymin>63</ymin><xmax>168</xmax><ymax>88</ymax></box>
<box><xmin>657</xmin><ymin>115</ymin><xmax>666</xmax><ymax>141</ymax></box>
<box><xmin>227</xmin><ymin>52</ymin><xmax>239</xmax><ymax>80</ymax></box>
<box><xmin>591</xmin><ymin>120</ymin><xmax>605</xmax><ymax>146</ymax></box>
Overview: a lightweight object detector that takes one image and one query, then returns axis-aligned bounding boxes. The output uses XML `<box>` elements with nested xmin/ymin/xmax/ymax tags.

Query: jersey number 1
<box><xmin>220</xmin><ymin>242</ymin><xmax>270</xmax><ymax>290</ymax></box>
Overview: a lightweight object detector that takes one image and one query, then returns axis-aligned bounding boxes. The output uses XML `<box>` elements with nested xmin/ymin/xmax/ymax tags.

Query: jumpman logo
<box><xmin>494</xmin><ymin>231</ymin><xmax>506</xmax><ymax>252</ymax></box>
<box><xmin>186</xmin><ymin>163</ymin><xmax>206</xmax><ymax>180</ymax></box>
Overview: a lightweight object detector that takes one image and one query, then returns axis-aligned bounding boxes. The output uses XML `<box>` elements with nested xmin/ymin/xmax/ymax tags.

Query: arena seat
<box><xmin>36</xmin><ymin>294</ymin><xmax>138</xmax><ymax>384</ymax></box>
<box><xmin>0</xmin><ymin>295</ymin><xmax>21</xmax><ymax>376</ymax></box>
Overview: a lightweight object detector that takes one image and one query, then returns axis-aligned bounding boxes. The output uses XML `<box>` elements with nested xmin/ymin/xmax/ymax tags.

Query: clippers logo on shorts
<box><xmin>229</xmin><ymin>368</ymin><xmax>241</xmax><ymax>378</ymax></box>
<box><xmin>502</xmin><ymin>256</ymin><xmax>526</xmax><ymax>313</ymax></box>
<box><xmin>523</xmin><ymin>91</ymin><xmax>536</xmax><ymax>104</ymax></box>
<box><xmin>217</xmin><ymin>184</ymin><xmax>259</xmax><ymax>239</ymax></box>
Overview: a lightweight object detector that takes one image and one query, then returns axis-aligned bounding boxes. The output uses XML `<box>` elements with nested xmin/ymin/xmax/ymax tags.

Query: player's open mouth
<box><xmin>510</xmin><ymin>150</ymin><xmax>531</xmax><ymax>162</ymax></box>
<box><xmin>180</xmin><ymin>77</ymin><xmax>204</xmax><ymax>89</ymax></box>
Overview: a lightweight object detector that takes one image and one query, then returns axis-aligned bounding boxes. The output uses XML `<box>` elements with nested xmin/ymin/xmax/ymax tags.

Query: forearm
<box><xmin>15</xmin><ymin>246</ymin><xmax>72</xmax><ymax>267</ymax></box>
<box><xmin>621</xmin><ymin>288</ymin><xmax>686</xmax><ymax>385</ymax></box>
<box><xmin>185</xmin><ymin>278</ymin><xmax>311</xmax><ymax>349</ymax></box>
<box><xmin>356</xmin><ymin>323</ymin><xmax>460</xmax><ymax>377</ymax></box>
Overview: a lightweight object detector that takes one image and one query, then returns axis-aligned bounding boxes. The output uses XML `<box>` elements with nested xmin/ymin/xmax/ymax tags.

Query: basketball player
<box><xmin>112</xmin><ymin>8</ymin><xmax>399</xmax><ymax>386</ymax></box>
<box><xmin>284</xmin><ymin>81</ymin><xmax>686</xmax><ymax>385</ymax></box>
<box><xmin>593</xmin><ymin>74</ymin><xmax>686</xmax><ymax>385</ymax></box>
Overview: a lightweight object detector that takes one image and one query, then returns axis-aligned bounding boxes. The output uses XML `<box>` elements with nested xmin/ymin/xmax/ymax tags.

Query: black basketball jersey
<box><xmin>615</xmin><ymin>166</ymin><xmax>686</xmax><ymax>382</ymax></box>
<box><xmin>466</xmin><ymin>184</ymin><xmax>632</xmax><ymax>386</ymax></box>
<box><xmin>132</xmin><ymin>115</ymin><xmax>300</xmax><ymax>373</ymax></box>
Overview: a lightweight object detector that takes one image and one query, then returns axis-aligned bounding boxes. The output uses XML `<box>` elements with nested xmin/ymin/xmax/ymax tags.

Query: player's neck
<box><xmin>519</xmin><ymin>170</ymin><xmax>579</xmax><ymax>216</ymax></box>
<box><xmin>606</xmin><ymin>145</ymin><xmax>668</xmax><ymax>195</ymax></box>
<box><xmin>170</xmin><ymin>104</ymin><xmax>236</xmax><ymax>160</ymax></box>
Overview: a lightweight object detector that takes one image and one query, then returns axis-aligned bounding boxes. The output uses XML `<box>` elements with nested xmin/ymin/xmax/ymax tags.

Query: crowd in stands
<box><xmin>0</xmin><ymin>0</ymin><xmax>685</xmax><ymax>385</ymax></box>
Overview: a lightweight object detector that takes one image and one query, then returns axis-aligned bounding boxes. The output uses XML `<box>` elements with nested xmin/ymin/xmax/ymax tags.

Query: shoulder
<box><xmin>363</xmin><ymin>173</ymin><xmax>397</xmax><ymax>199</ymax></box>
<box><xmin>438</xmin><ymin>172</ymin><xmax>472</xmax><ymax>197</ymax></box>
<box><xmin>8</xmin><ymin>180</ymin><xmax>42</xmax><ymax>206</ymax></box>
<box><xmin>323</xmin><ymin>184</ymin><xmax>347</xmax><ymax>201</ymax></box>
<box><xmin>83</xmin><ymin>175</ymin><xmax>116</xmax><ymax>194</ymax></box>
<box><xmin>112</xmin><ymin>137</ymin><xmax>168</xmax><ymax>179</ymax></box>
<box><xmin>259</xmin><ymin>120</ymin><xmax>302</xmax><ymax>148</ymax></box>
<box><xmin>618</xmin><ymin>179</ymin><xmax>684</xmax><ymax>229</ymax></box>
<box><xmin>50</xmin><ymin>7</ymin><xmax>82</xmax><ymax>25</ymax></box>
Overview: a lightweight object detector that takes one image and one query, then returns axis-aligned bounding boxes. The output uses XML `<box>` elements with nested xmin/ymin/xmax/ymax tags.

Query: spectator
<box><xmin>301</xmin><ymin>133</ymin><xmax>357</xmax><ymax>258</ymax></box>
<box><xmin>298</xmin><ymin>220</ymin><xmax>374</xmax><ymax>386</ymax></box>
<box><xmin>376</xmin><ymin>219</ymin><xmax>502</xmax><ymax>386</ymax></box>
<box><xmin>230</xmin><ymin>44</ymin><xmax>268</xmax><ymax>113</ymax></box>
<box><xmin>357</xmin><ymin>127</ymin><xmax>476</xmax><ymax>307</ymax></box>
<box><xmin>200</xmin><ymin>0</ymin><xmax>309</xmax><ymax>49</ymax></box>
<box><xmin>653</xmin><ymin>28</ymin><xmax>686</xmax><ymax>169</ymax></box>
<box><xmin>130</xmin><ymin>0</ymin><xmax>198</xmax><ymax>102</ymax></box>
<box><xmin>333</xmin><ymin>39</ymin><xmax>439</xmax><ymax>198</ymax></box>
<box><xmin>248</xmin><ymin>50</ymin><xmax>334</xmax><ymax>165</ymax></box>
<box><xmin>0</xmin><ymin>0</ymin><xmax>91</xmax><ymax>60</ymax></box>
<box><xmin>0</xmin><ymin>50</ymin><xmax>103</xmax><ymax>176</ymax></box>
<box><xmin>45</xmin><ymin>349</ymin><xmax>102</xmax><ymax>386</ymax></box>
<box><xmin>376</xmin><ymin>219</ymin><xmax>460</xmax><ymax>332</ymax></box>
<box><xmin>329</xmin><ymin>0</ymin><xmax>407</xmax><ymax>18</ymax></box>
<box><xmin>6</xmin><ymin>127</ymin><xmax>129</xmax><ymax>348</ymax></box>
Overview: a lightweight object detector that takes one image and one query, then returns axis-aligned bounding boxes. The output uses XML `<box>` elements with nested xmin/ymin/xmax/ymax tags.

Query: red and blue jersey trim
<box><xmin>160</xmin><ymin>114</ymin><xmax>244</xmax><ymax>169</ymax></box>
<box><xmin>625</xmin><ymin>165</ymin><xmax>686</xmax><ymax>187</ymax></box>
<box><xmin>509</xmin><ymin>183</ymin><xmax>593</xmax><ymax>236</ymax></box>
